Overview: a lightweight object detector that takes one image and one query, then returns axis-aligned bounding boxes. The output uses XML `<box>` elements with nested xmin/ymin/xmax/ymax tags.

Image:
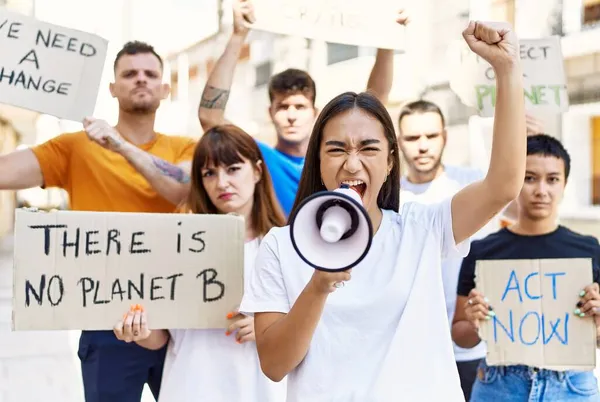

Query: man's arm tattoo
<box><xmin>152</xmin><ymin>157</ymin><xmax>190</xmax><ymax>183</ymax></box>
<box><xmin>199</xmin><ymin>85</ymin><xmax>230</xmax><ymax>110</ymax></box>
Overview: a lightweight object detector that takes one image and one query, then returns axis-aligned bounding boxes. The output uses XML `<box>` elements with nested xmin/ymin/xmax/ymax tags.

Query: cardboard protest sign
<box><xmin>448</xmin><ymin>36</ymin><xmax>568</xmax><ymax>117</ymax></box>
<box><xmin>247</xmin><ymin>0</ymin><xmax>405</xmax><ymax>50</ymax></box>
<box><xmin>475</xmin><ymin>259</ymin><xmax>597</xmax><ymax>371</ymax></box>
<box><xmin>0</xmin><ymin>9</ymin><xmax>108</xmax><ymax>121</ymax></box>
<box><xmin>12</xmin><ymin>209</ymin><xmax>245</xmax><ymax>331</ymax></box>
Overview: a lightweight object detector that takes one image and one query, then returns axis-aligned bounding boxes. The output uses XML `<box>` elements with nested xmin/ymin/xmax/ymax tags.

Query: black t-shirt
<box><xmin>457</xmin><ymin>226</ymin><xmax>600</xmax><ymax>297</ymax></box>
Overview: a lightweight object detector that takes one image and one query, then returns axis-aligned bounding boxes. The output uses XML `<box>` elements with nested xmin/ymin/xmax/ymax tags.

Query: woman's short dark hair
<box><xmin>527</xmin><ymin>134</ymin><xmax>571</xmax><ymax>180</ymax></box>
<box><xmin>288</xmin><ymin>91</ymin><xmax>400</xmax><ymax>223</ymax></box>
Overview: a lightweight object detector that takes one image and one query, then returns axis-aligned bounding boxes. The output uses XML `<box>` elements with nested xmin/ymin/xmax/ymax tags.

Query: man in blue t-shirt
<box><xmin>197</xmin><ymin>0</ymin><xmax>407</xmax><ymax>216</ymax></box>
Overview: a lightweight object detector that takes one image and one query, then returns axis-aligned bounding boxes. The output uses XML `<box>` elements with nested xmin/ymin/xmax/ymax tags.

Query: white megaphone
<box><xmin>289</xmin><ymin>184</ymin><xmax>373</xmax><ymax>272</ymax></box>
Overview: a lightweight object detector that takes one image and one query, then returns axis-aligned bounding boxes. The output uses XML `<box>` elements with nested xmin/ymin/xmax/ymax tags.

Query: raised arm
<box><xmin>451</xmin><ymin>21</ymin><xmax>526</xmax><ymax>244</ymax></box>
<box><xmin>83</xmin><ymin>118</ymin><xmax>191</xmax><ymax>206</ymax></box>
<box><xmin>500</xmin><ymin>113</ymin><xmax>546</xmax><ymax>222</ymax></box>
<box><xmin>366</xmin><ymin>50</ymin><xmax>394</xmax><ymax>105</ymax></box>
<box><xmin>198</xmin><ymin>0</ymin><xmax>254</xmax><ymax>131</ymax></box>
<box><xmin>0</xmin><ymin>149</ymin><xmax>44</xmax><ymax>190</ymax></box>
<box><xmin>365</xmin><ymin>10</ymin><xmax>409</xmax><ymax>104</ymax></box>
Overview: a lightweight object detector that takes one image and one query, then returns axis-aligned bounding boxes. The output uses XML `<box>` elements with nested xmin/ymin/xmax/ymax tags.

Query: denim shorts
<box><xmin>470</xmin><ymin>361</ymin><xmax>600</xmax><ymax>402</ymax></box>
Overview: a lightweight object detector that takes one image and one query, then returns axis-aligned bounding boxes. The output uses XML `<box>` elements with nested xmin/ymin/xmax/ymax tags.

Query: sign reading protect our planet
<box><xmin>449</xmin><ymin>36</ymin><xmax>568</xmax><ymax>117</ymax></box>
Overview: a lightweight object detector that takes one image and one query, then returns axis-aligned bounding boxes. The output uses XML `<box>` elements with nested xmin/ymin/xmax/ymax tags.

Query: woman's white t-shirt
<box><xmin>240</xmin><ymin>197</ymin><xmax>470</xmax><ymax>402</ymax></box>
<box><xmin>157</xmin><ymin>239</ymin><xmax>287</xmax><ymax>402</ymax></box>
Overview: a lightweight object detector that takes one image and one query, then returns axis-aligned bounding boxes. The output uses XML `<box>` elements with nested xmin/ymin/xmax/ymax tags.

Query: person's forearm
<box><xmin>486</xmin><ymin>67</ymin><xmax>526</xmax><ymax>204</ymax></box>
<box><xmin>136</xmin><ymin>330</ymin><xmax>169</xmax><ymax>350</ymax></box>
<box><xmin>198</xmin><ymin>33</ymin><xmax>247</xmax><ymax>130</ymax></box>
<box><xmin>118</xmin><ymin>142</ymin><xmax>190</xmax><ymax>205</ymax></box>
<box><xmin>452</xmin><ymin>321</ymin><xmax>482</xmax><ymax>349</ymax></box>
<box><xmin>366</xmin><ymin>49</ymin><xmax>394</xmax><ymax>105</ymax></box>
<box><xmin>256</xmin><ymin>282</ymin><xmax>328</xmax><ymax>382</ymax></box>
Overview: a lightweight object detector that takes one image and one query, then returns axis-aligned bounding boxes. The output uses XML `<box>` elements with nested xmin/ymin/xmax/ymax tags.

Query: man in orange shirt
<box><xmin>0</xmin><ymin>41</ymin><xmax>196</xmax><ymax>402</ymax></box>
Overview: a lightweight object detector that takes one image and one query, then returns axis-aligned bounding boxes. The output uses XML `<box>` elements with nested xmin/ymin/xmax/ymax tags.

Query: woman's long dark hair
<box><xmin>182</xmin><ymin>124</ymin><xmax>285</xmax><ymax>237</ymax></box>
<box><xmin>288</xmin><ymin>91</ymin><xmax>400</xmax><ymax>223</ymax></box>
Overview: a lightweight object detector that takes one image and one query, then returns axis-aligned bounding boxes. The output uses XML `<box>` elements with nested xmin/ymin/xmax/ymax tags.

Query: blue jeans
<box><xmin>471</xmin><ymin>361</ymin><xmax>600</xmax><ymax>402</ymax></box>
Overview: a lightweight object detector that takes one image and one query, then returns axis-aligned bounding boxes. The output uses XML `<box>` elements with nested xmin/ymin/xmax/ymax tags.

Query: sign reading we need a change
<box><xmin>247</xmin><ymin>0</ymin><xmax>406</xmax><ymax>50</ymax></box>
<box><xmin>449</xmin><ymin>36</ymin><xmax>568</xmax><ymax>117</ymax></box>
<box><xmin>12</xmin><ymin>209</ymin><xmax>245</xmax><ymax>331</ymax></box>
<box><xmin>0</xmin><ymin>9</ymin><xmax>108</xmax><ymax>121</ymax></box>
<box><xmin>475</xmin><ymin>259</ymin><xmax>597</xmax><ymax>371</ymax></box>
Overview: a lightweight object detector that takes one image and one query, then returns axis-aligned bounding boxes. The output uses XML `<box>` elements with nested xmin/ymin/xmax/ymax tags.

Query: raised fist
<box><xmin>462</xmin><ymin>21</ymin><xmax>519</xmax><ymax>73</ymax></box>
<box><xmin>395</xmin><ymin>8</ymin><xmax>410</xmax><ymax>26</ymax></box>
<box><xmin>233</xmin><ymin>0</ymin><xmax>255</xmax><ymax>36</ymax></box>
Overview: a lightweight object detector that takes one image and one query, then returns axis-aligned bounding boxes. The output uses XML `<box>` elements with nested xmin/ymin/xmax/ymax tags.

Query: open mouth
<box><xmin>341</xmin><ymin>180</ymin><xmax>367</xmax><ymax>198</ymax></box>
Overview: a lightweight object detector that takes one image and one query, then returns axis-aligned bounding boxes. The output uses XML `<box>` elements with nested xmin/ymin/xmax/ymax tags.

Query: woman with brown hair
<box><xmin>112</xmin><ymin>124</ymin><xmax>287</xmax><ymax>401</ymax></box>
<box><xmin>240</xmin><ymin>21</ymin><xmax>528</xmax><ymax>401</ymax></box>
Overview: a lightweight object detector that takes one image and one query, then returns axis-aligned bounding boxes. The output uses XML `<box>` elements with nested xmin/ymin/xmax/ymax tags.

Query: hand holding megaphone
<box><xmin>309</xmin><ymin>268</ymin><xmax>353</xmax><ymax>294</ymax></box>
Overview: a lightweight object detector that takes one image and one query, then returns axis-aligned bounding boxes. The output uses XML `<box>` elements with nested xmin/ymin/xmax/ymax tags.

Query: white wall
<box><xmin>563</xmin><ymin>0</ymin><xmax>583</xmax><ymax>35</ymax></box>
<box><xmin>515</xmin><ymin>0</ymin><xmax>558</xmax><ymax>37</ymax></box>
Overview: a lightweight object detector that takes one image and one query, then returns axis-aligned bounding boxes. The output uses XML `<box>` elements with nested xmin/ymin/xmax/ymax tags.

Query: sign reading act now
<box><xmin>12</xmin><ymin>209</ymin><xmax>245</xmax><ymax>331</ymax></box>
<box><xmin>476</xmin><ymin>259</ymin><xmax>597</xmax><ymax>371</ymax></box>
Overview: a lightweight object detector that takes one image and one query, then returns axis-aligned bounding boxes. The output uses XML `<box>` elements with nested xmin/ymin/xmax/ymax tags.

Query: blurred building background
<box><xmin>0</xmin><ymin>0</ymin><xmax>599</xmax><ymax>400</ymax></box>
<box><xmin>2</xmin><ymin>0</ymin><xmax>598</xmax><ymax>234</ymax></box>
<box><xmin>165</xmin><ymin>0</ymin><xmax>600</xmax><ymax>235</ymax></box>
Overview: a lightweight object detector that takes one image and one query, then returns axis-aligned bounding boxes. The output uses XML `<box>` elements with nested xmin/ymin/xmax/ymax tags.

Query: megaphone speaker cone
<box><xmin>289</xmin><ymin>186</ymin><xmax>373</xmax><ymax>272</ymax></box>
<box><xmin>316</xmin><ymin>198</ymin><xmax>359</xmax><ymax>243</ymax></box>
